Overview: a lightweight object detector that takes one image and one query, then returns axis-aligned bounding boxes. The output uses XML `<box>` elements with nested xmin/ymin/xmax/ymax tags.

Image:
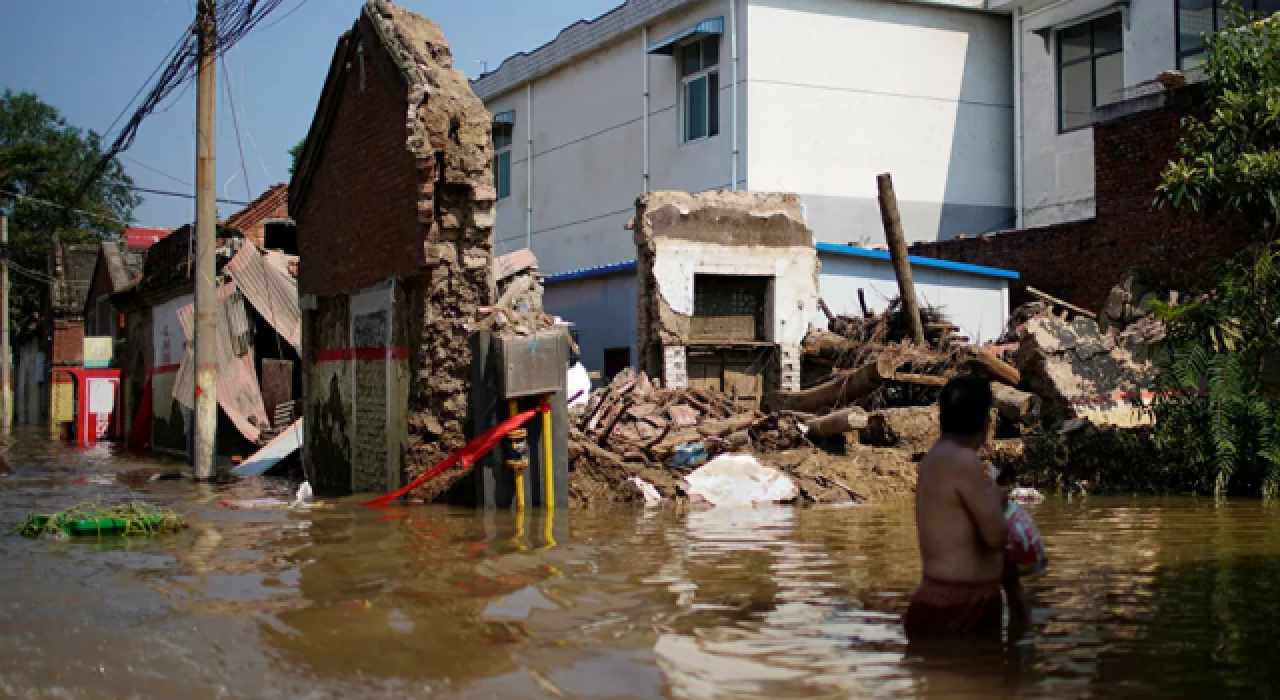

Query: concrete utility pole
<box><xmin>193</xmin><ymin>0</ymin><xmax>218</xmax><ymax>479</ymax></box>
<box><xmin>1</xmin><ymin>210</ymin><xmax>11</xmax><ymax>433</ymax></box>
<box><xmin>876</xmin><ymin>173</ymin><xmax>926</xmax><ymax>347</ymax></box>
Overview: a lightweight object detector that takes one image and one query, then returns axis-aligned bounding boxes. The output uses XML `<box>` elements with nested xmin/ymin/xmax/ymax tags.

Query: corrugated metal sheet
<box><xmin>226</xmin><ymin>243</ymin><xmax>300</xmax><ymax>350</ymax></box>
<box><xmin>173</xmin><ymin>280</ymin><xmax>269</xmax><ymax>443</ymax></box>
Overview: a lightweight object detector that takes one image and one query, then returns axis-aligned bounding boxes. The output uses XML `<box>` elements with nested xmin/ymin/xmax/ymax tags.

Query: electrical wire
<box><xmin>101</xmin><ymin>28</ymin><xmax>192</xmax><ymax>144</ymax></box>
<box><xmin>0</xmin><ymin>189</ymin><xmax>129</xmax><ymax>227</ymax></box>
<box><xmin>75</xmin><ymin>0</ymin><xmax>289</xmax><ymax>211</ymax></box>
<box><xmin>121</xmin><ymin>155</ymin><xmax>193</xmax><ymax>188</ymax></box>
<box><xmin>228</xmin><ymin>46</ymin><xmax>275</xmax><ymax>184</ymax></box>
<box><xmin>6</xmin><ymin>261</ymin><xmax>58</xmax><ymax>286</ymax></box>
<box><xmin>220</xmin><ymin>56</ymin><xmax>253</xmax><ymax>202</ymax></box>
<box><xmin>128</xmin><ymin>186</ymin><xmax>249</xmax><ymax>206</ymax></box>
<box><xmin>254</xmin><ymin>0</ymin><xmax>312</xmax><ymax>34</ymax></box>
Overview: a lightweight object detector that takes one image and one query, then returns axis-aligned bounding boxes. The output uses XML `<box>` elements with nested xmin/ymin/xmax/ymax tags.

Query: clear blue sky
<box><xmin>0</xmin><ymin>0</ymin><xmax>616</xmax><ymax>228</ymax></box>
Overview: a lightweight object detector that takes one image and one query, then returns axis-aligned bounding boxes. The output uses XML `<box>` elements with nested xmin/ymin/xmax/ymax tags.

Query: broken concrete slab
<box><xmin>1017</xmin><ymin>314</ymin><xmax>1159</xmax><ymax>426</ymax></box>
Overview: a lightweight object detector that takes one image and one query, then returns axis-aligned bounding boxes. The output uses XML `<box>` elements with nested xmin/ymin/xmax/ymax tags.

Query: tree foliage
<box><xmin>1149</xmin><ymin>7</ymin><xmax>1280</xmax><ymax>497</ymax></box>
<box><xmin>0</xmin><ymin>90</ymin><xmax>138</xmax><ymax>336</ymax></box>
<box><xmin>288</xmin><ymin>138</ymin><xmax>304</xmax><ymax>179</ymax></box>
<box><xmin>1155</xmin><ymin>6</ymin><xmax>1280</xmax><ymax>233</ymax></box>
<box><xmin>1147</xmin><ymin>245</ymin><xmax>1280</xmax><ymax>498</ymax></box>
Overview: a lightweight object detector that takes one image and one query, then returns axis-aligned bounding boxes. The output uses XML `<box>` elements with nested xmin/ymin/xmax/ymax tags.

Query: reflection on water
<box><xmin>2</xmin><ymin>430</ymin><xmax>1280</xmax><ymax>698</ymax></box>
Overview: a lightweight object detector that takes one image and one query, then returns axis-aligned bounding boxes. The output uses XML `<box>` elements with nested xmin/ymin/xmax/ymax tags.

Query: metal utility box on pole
<box><xmin>469</xmin><ymin>330</ymin><xmax>570</xmax><ymax>511</ymax></box>
<box><xmin>193</xmin><ymin>0</ymin><xmax>218</xmax><ymax>479</ymax></box>
<box><xmin>876</xmin><ymin>173</ymin><xmax>926</xmax><ymax>347</ymax></box>
<box><xmin>1</xmin><ymin>210</ymin><xmax>10</xmax><ymax>433</ymax></box>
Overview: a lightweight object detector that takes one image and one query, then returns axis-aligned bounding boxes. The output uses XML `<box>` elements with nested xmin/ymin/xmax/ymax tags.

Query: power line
<box><xmin>76</xmin><ymin>0</ymin><xmax>289</xmax><ymax>211</ymax></box>
<box><xmin>255</xmin><ymin>0</ymin><xmax>312</xmax><ymax>34</ymax></box>
<box><xmin>101</xmin><ymin>29</ymin><xmax>192</xmax><ymax>144</ymax></box>
<box><xmin>220</xmin><ymin>55</ymin><xmax>253</xmax><ymax>202</ymax></box>
<box><xmin>0</xmin><ymin>189</ymin><xmax>129</xmax><ymax>227</ymax></box>
<box><xmin>121</xmin><ymin>154</ymin><xmax>193</xmax><ymax>188</ymax></box>
<box><xmin>129</xmin><ymin>185</ymin><xmax>249</xmax><ymax>206</ymax></box>
<box><xmin>228</xmin><ymin>47</ymin><xmax>275</xmax><ymax>184</ymax></box>
<box><xmin>6</xmin><ymin>260</ymin><xmax>57</xmax><ymax>286</ymax></box>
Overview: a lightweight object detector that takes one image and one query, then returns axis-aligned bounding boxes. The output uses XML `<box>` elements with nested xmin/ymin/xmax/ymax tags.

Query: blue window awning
<box><xmin>646</xmin><ymin>17</ymin><xmax>723</xmax><ymax>55</ymax></box>
<box><xmin>493</xmin><ymin>110</ymin><xmax>516</xmax><ymax>125</ymax></box>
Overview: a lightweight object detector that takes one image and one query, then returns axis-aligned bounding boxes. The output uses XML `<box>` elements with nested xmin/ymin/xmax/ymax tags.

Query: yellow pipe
<box><xmin>542</xmin><ymin>403</ymin><xmax>555</xmax><ymax>513</ymax></box>
<box><xmin>510</xmin><ymin>399</ymin><xmax>525</xmax><ymax>512</ymax></box>
<box><xmin>542</xmin><ymin>399</ymin><xmax>556</xmax><ymax>548</ymax></box>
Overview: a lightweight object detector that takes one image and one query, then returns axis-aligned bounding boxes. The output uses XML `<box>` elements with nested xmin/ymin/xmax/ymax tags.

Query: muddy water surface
<box><xmin>3</xmin><ymin>432</ymin><xmax>1280</xmax><ymax>698</ymax></box>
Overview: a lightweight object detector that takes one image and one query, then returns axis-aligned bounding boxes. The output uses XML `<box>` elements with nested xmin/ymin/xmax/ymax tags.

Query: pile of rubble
<box><xmin>790</xmin><ymin>296</ymin><xmax>1034</xmax><ymax>430</ymax></box>
<box><xmin>567</xmin><ymin>369</ymin><xmax>806</xmax><ymax>506</ymax></box>
<box><xmin>567</xmin><ymin>270</ymin><xmax>1179</xmax><ymax>506</ymax></box>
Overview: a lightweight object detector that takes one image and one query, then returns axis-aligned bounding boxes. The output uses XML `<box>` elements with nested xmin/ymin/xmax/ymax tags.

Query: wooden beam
<box><xmin>1026</xmin><ymin>286</ymin><xmax>1097</xmax><ymax>319</ymax></box>
<box><xmin>876</xmin><ymin>173</ymin><xmax>926</xmax><ymax>346</ymax></box>
<box><xmin>969</xmin><ymin>349</ymin><xmax>1021</xmax><ymax>386</ymax></box>
<box><xmin>805</xmin><ymin>407</ymin><xmax>870</xmax><ymax>437</ymax></box>
<box><xmin>893</xmin><ymin>372</ymin><xmax>950</xmax><ymax>387</ymax></box>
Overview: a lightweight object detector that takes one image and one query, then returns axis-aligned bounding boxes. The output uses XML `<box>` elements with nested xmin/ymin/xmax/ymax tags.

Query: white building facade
<box><xmin>474</xmin><ymin>0</ymin><xmax>1017</xmax><ymax>276</ymax></box>
<box><xmin>485</xmin><ymin>0</ymin><xmax>1267</xmax><ymax>375</ymax></box>
<box><xmin>1002</xmin><ymin>0</ymin><xmax>1275</xmax><ymax>228</ymax></box>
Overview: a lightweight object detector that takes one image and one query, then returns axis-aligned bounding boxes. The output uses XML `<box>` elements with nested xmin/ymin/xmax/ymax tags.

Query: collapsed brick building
<box><xmin>291</xmin><ymin>1</ymin><xmax>495</xmax><ymax>495</ymax></box>
<box><xmin>633</xmin><ymin>191</ymin><xmax>819</xmax><ymax>406</ymax></box>
<box><xmin>911</xmin><ymin>84</ymin><xmax>1256</xmax><ymax>311</ymax></box>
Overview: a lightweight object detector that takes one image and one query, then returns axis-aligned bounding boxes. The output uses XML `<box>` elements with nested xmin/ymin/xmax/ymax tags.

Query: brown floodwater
<box><xmin>3</xmin><ymin>430</ymin><xmax>1280</xmax><ymax>699</ymax></box>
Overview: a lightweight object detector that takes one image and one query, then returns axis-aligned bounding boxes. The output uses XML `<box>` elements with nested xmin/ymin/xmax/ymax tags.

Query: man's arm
<box><xmin>956</xmin><ymin>457</ymin><xmax>1006</xmax><ymax>551</ymax></box>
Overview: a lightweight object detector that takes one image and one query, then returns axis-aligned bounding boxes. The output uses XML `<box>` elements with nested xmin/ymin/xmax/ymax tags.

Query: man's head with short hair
<box><xmin>939</xmin><ymin>376</ymin><xmax>993</xmax><ymax>441</ymax></box>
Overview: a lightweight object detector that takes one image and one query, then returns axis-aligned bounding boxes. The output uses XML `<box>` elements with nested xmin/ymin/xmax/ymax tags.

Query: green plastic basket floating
<box><xmin>14</xmin><ymin>502</ymin><xmax>187</xmax><ymax>538</ymax></box>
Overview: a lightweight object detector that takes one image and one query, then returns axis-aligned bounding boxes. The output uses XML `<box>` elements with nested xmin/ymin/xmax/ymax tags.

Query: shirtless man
<box><xmin>906</xmin><ymin>376</ymin><xmax>1025</xmax><ymax>641</ymax></box>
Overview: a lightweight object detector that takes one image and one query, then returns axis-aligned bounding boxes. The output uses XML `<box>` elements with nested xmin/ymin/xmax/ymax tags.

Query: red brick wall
<box><xmin>51</xmin><ymin>321</ymin><xmax>84</xmax><ymax>367</ymax></box>
<box><xmin>912</xmin><ymin>88</ymin><xmax>1256</xmax><ymax>312</ymax></box>
<box><xmin>296</xmin><ymin>17</ymin><xmax>427</xmax><ymax>297</ymax></box>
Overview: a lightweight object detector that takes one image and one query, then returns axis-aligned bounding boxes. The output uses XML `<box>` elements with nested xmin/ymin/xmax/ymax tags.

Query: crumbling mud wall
<box><xmin>632</xmin><ymin>191</ymin><xmax>819</xmax><ymax>391</ymax></box>
<box><xmin>364</xmin><ymin>1</ymin><xmax>495</xmax><ymax>499</ymax></box>
<box><xmin>297</xmin><ymin>0</ymin><xmax>493</xmax><ymax>497</ymax></box>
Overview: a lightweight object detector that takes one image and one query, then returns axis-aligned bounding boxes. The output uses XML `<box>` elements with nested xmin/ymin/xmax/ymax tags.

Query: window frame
<box><xmin>1056</xmin><ymin>13</ymin><xmax>1125</xmax><ymax>134</ymax></box>
<box><xmin>1176</xmin><ymin>0</ymin><xmax>1278</xmax><ymax>69</ymax></box>
<box><xmin>492</xmin><ymin>121</ymin><xmax>513</xmax><ymax>200</ymax></box>
<box><xmin>677</xmin><ymin>36</ymin><xmax>720</xmax><ymax>145</ymax></box>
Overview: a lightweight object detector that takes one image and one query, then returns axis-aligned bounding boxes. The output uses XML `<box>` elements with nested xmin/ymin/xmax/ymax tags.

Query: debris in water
<box><xmin>684</xmin><ymin>454</ymin><xmax>798</xmax><ymax>508</ymax></box>
<box><xmin>12</xmin><ymin>501</ymin><xmax>186</xmax><ymax>538</ymax></box>
<box><xmin>628</xmin><ymin>477</ymin><xmax>663</xmax><ymax>506</ymax></box>
<box><xmin>1010</xmin><ymin>487</ymin><xmax>1044</xmax><ymax>505</ymax></box>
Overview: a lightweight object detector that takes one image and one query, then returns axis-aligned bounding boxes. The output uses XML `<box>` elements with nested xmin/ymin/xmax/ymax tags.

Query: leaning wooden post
<box><xmin>876</xmin><ymin>173</ymin><xmax>926</xmax><ymax>346</ymax></box>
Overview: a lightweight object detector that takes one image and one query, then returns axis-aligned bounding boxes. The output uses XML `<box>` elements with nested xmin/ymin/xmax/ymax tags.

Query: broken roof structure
<box><xmin>223</xmin><ymin>183</ymin><xmax>289</xmax><ymax>248</ymax></box>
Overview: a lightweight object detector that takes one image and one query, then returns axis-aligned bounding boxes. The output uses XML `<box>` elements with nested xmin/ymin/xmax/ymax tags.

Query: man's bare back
<box><xmin>905</xmin><ymin>377</ymin><xmax>1011</xmax><ymax>641</ymax></box>
<box><xmin>915</xmin><ymin>438</ymin><xmax>1005</xmax><ymax>584</ymax></box>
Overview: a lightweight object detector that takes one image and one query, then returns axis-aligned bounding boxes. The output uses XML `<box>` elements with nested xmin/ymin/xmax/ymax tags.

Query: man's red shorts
<box><xmin>904</xmin><ymin>576</ymin><xmax>1003</xmax><ymax>640</ymax></box>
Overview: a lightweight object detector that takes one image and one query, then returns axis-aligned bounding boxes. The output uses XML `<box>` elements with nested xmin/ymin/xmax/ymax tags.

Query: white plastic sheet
<box><xmin>683</xmin><ymin>454</ymin><xmax>797</xmax><ymax>508</ymax></box>
<box><xmin>567</xmin><ymin>362</ymin><xmax>591</xmax><ymax>408</ymax></box>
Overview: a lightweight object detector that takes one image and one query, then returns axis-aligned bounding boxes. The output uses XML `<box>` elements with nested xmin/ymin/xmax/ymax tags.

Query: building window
<box><xmin>679</xmin><ymin>36</ymin><xmax>720</xmax><ymax>143</ymax></box>
<box><xmin>492</xmin><ymin>119</ymin><xmax>513</xmax><ymax>200</ymax></box>
<box><xmin>1177</xmin><ymin>0</ymin><xmax>1280</xmax><ymax>69</ymax></box>
<box><xmin>1057</xmin><ymin>13</ymin><xmax>1124</xmax><ymax>133</ymax></box>
<box><xmin>603</xmin><ymin>347</ymin><xmax>631</xmax><ymax>380</ymax></box>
